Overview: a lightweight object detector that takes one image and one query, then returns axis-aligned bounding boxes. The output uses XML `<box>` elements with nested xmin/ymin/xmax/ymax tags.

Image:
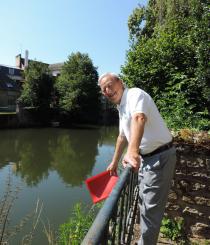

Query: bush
<box><xmin>58</xmin><ymin>203</ymin><xmax>100</xmax><ymax>245</ymax></box>
<box><xmin>160</xmin><ymin>216</ymin><xmax>184</xmax><ymax>242</ymax></box>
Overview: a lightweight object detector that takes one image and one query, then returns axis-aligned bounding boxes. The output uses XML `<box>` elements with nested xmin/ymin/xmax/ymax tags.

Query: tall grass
<box><xmin>0</xmin><ymin>172</ymin><xmax>43</xmax><ymax>245</ymax></box>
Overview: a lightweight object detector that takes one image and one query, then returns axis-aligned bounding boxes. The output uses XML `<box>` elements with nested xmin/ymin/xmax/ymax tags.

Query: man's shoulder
<box><xmin>127</xmin><ymin>87</ymin><xmax>148</xmax><ymax>97</ymax></box>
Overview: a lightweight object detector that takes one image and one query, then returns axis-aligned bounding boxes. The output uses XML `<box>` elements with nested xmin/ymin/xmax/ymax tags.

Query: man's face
<box><xmin>99</xmin><ymin>76</ymin><xmax>124</xmax><ymax>104</ymax></box>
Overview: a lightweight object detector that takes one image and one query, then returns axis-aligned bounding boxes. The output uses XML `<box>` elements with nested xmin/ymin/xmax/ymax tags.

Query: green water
<box><xmin>0</xmin><ymin>126</ymin><xmax>118</xmax><ymax>244</ymax></box>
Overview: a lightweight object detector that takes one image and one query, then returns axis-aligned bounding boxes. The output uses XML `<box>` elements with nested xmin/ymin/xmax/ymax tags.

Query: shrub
<box><xmin>160</xmin><ymin>216</ymin><xmax>185</xmax><ymax>242</ymax></box>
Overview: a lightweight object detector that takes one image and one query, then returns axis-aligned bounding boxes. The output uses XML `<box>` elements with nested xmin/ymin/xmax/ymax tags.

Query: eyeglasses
<box><xmin>100</xmin><ymin>80</ymin><xmax>115</xmax><ymax>95</ymax></box>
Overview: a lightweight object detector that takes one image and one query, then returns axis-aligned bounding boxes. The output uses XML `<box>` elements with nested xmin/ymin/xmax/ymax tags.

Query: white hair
<box><xmin>98</xmin><ymin>72</ymin><xmax>121</xmax><ymax>86</ymax></box>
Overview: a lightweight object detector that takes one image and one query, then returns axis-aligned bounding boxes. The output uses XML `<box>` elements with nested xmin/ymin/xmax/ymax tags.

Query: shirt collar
<box><xmin>117</xmin><ymin>87</ymin><xmax>128</xmax><ymax>110</ymax></box>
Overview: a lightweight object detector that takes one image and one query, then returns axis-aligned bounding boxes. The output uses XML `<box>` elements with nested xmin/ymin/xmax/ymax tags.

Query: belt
<box><xmin>140</xmin><ymin>141</ymin><xmax>173</xmax><ymax>158</ymax></box>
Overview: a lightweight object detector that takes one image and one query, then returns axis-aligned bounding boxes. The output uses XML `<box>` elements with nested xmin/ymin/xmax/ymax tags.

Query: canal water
<box><xmin>0</xmin><ymin>126</ymin><xmax>118</xmax><ymax>244</ymax></box>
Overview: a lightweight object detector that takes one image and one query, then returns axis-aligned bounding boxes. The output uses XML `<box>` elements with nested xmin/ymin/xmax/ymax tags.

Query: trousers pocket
<box><xmin>141</xmin><ymin>155</ymin><xmax>164</xmax><ymax>188</ymax></box>
<box><xmin>143</xmin><ymin>154</ymin><xmax>164</xmax><ymax>171</ymax></box>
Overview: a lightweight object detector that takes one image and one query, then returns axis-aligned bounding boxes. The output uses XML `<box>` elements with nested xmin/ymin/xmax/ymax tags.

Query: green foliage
<box><xmin>58</xmin><ymin>203</ymin><xmax>97</xmax><ymax>245</ymax></box>
<box><xmin>122</xmin><ymin>0</ymin><xmax>210</xmax><ymax>130</ymax></box>
<box><xmin>128</xmin><ymin>6</ymin><xmax>146</xmax><ymax>41</ymax></box>
<box><xmin>19</xmin><ymin>61</ymin><xmax>53</xmax><ymax>110</ymax></box>
<box><xmin>55</xmin><ymin>52</ymin><xmax>101</xmax><ymax>123</ymax></box>
<box><xmin>160</xmin><ymin>217</ymin><xmax>184</xmax><ymax>241</ymax></box>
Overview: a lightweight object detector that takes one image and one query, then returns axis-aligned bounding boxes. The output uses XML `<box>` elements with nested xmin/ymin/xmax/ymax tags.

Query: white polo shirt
<box><xmin>117</xmin><ymin>88</ymin><xmax>172</xmax><ymax>155</ymax></box>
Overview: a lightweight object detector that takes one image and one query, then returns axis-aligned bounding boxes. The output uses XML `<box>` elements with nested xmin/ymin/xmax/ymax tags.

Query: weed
<box><xmin>58</xmin><ymin>203</ymin><xmax>100</xmax><ymax>245</ymax></box>
<box><xmin>160</xmin><ymin>216</ymin><xmax>185</xmax><ymax>242</ymax></box>
<box><xmin>0</xmin><ymin>171</ymin><xmax>43</xmax><ymax>245</ymax></box>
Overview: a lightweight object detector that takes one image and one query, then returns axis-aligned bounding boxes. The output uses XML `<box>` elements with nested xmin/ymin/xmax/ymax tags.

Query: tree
<box><xmin>122</xmin><ymin>0</ymin><xmax>209</xmax><ymax>130</ymax></box>
<box><xmin>55</xmin><ymin>52</ymin><xmax>101</xmax><ymax>123</ymax></box>
<box><xmin>19</xmin><ymin>61</ymin><xmax>53</xmax><ymax>111</ymax></box>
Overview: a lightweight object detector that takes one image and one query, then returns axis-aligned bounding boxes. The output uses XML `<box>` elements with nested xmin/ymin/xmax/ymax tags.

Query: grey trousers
<box><xmin>138</xmin><ymin>146</ymin><xmax>176</xmax><ymax>245</ymax></box>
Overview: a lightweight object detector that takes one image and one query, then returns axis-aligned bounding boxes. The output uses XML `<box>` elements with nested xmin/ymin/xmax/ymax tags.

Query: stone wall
<box><xmin>0</xmin><ymin>113</ymin><xmax>19</xmax><ymax>128</ymax></box>
<box><xmin>166</xmin><ymin>142</ymin><xmax>210</xmax><ymax>240</ymax></box>
<box><xmin>0</xmin><ymin>104</ymin><xmax>52</xmax><ymax>128</ymax></box>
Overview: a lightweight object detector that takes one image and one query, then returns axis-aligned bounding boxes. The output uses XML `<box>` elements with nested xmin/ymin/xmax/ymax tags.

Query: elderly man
<box><xmin>98</xmin><ymin>72</ymin><xmax>176</xmax><ymax>245</ymax></box>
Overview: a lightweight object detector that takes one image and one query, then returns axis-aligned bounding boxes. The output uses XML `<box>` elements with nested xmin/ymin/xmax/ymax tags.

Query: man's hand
<box><xmin>122</xmin><ymin>152</ymin><xmax>141</xmax><ymax>172</ymax></box>
<box><xmin>107</xmin><ymin>161</ymin><xmax>118</xmax><ymax>175</ymax></box>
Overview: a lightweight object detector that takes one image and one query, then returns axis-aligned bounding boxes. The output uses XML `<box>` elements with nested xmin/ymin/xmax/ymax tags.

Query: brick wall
<box><xmin>166</xmin><ymin>142</ymin><xmax>210</xmax><ymax>240</ymax></box>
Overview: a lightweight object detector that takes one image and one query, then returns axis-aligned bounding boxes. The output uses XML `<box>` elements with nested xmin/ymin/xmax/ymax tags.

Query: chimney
<box><xmin>25</xmin><ymin>50</ymin><xmax>29</xmax><ymax>68</ymax></box>
<box><xmin>15</xmin><ymin>54</ymin><xmax>21</xmax><ymax>68</ymax></box>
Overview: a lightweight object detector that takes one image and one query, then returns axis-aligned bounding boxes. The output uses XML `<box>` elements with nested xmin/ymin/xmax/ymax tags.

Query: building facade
<box><xmin>0</xmin><ymin>51</ymin><xmax>63</xmax><ymax>113</ymax></box>
<box><xmin>0</xmin><ymin>65</ymin><xmax>22</xmax><ymax>112</ymax></box>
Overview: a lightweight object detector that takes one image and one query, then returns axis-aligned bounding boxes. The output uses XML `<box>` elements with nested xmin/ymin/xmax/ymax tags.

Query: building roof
<box><xmin>0</xmin><ymin>65</ymin><xmax>23</xmax><ymax>76</ymax></box>
<box><xmin>0</xmin><ymin>64</ymin><xmax>23</xmax><ymax>70</ymax></box>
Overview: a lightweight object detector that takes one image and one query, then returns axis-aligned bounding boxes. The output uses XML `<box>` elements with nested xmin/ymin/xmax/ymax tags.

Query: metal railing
<box><xmin>82</xmin><ymin>165</ymin><xmax>139</xmax><ymax>245</ymax></box>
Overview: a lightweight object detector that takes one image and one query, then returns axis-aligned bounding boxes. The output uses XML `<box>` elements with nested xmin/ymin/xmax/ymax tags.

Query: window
<box><xmin>8</xmin><ymin>95</ymin><xmax>16</xmax><ymax>105</ymax></box>
<box><xmin>6</xmin><ymin>82</ymin><xmax>13</xmax><ymax>88</ymax></box>
<box><xmin>9</xmin><ymin>68</ymin><xmax>14</xmax><ymax>75</ymax></box>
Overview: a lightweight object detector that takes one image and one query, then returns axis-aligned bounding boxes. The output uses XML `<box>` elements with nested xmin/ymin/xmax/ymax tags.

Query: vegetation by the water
<box><xmin>122</xmin><ymin>0</ymin><xmax>209</xmax><ymax>131</ymax></box>
<box><xmin>18</xmin><ymin>62</ymin><xmax>53</xmax><ymax>112</ymax></box>
<box><xmin>58</xmin><ymin>203</ymin><xmax>102</xmax><ymax>245</ymax></box>
<box><xmin>18</xmin><ymin>52</ymin><xmax>101</xmax><ymax>124</ymax></box>
<box><xmin>0</xmin><ymin>175</ymin><xmax>101</xmax><ymax>245</ymax></box>
<box><xmin>0</xmin><ymin>174</ymin><xmax>43</xmax><ymax>245</ymax></box>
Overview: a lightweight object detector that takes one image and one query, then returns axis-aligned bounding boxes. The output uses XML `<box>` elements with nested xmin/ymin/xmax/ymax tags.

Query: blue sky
<box><xmin>0</xmin><ymin>0</ymin><xmax>147</xmax><ymax>75</ymax></box>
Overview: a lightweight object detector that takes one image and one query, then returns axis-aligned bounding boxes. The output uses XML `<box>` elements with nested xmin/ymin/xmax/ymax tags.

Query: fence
<box><xmin>82</xmin><ymin>165</ymin><xmax>139</xmax><ymax>245</ymax></box>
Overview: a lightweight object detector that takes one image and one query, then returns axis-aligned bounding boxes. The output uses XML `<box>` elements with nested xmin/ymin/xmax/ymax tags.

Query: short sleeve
<box><xmin>128</xmin><ymin>88</ymin><xmax>151</xmax><ymax>117</ymax></box>
<box><xmin>119</xmin><ymin>118</ymin><xmax>125</xmax><ymax>136</ymax></box>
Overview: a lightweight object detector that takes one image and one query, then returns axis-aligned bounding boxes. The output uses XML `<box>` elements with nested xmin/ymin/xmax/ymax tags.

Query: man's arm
<box><xmin>107</xmin><ymin>134</ymin><xmax>127</xmax><ymax>174</ymax></box>
<box><xmin>122</xmin><ymin>112</ymin><xmax>146</xmax><ymax>172</ymax></box>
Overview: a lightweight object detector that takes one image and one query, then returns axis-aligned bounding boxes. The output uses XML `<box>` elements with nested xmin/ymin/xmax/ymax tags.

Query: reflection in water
<box><xmin>98</xmin><ymin>126</ymin><xmax>119</xmax><ymax>146</ymax></box>
<box><xmin>49</xmin><ymin>129</ymin><xmax>100</xmax><ymax>186</ymax></box>
<box><xmin>0</xmin><ymin>127</ymin><xmax>117</xmax><ymax>187</ymax></box>
<box><xmin>0</xmin><ymin>130</ymin><xmax>52</xmax><ymax>185</ymax></box>
<box><xmin>0</xmin><ymin>127</ymin><xmax>118</xmax><ymax>244</ymax></box>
